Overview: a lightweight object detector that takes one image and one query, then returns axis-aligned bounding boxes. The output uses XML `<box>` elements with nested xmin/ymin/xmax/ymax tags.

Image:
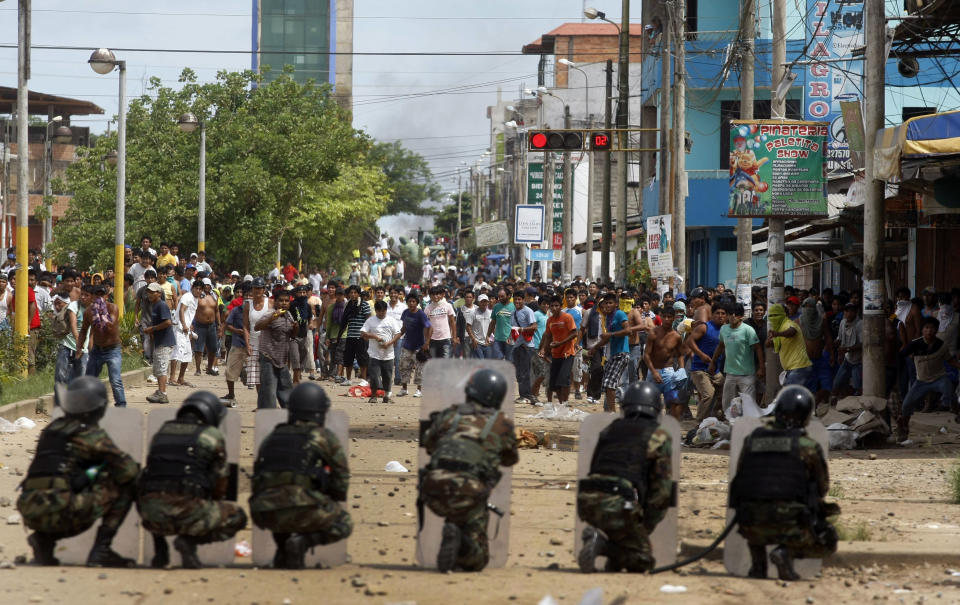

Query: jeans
<box><xmin>901</xmin><ymin>375</ymin><xmax>955</xmax><ymax>417</ymax></box>
<box><xmin>54</xmin><ymin>345</ymin><xmax>86</xmax><ymax>407</ymax></box>
<box><xmin>257</xmin><ymin>353</ymin><xmax>293</xmax><ymax>409</ymax></box>
<box><xmin>492</xmin><ymin>340</ymin><xmax>513</xmax><ymax>362</ymax></box>
<box><xmin>368</xmin><ymin>358</ymin><xmax>393</xmax><ymax>396</ymax></box>
<box><xmin>85</xmin><ymin>344</ymin><xmax>126</xmax><ymax>407</ymax></box>
<box><xmin>393</xmin><ymin>338</ymin><xmax>403</xmax><ymax>385</ymax></box>
<box><xmin>472</xmin><ymin>344</ymin><xmax>493</xmax><ymax>359</ymax></box>
<box><xmin>627</xmin><ymin>344</ymin><xmax>643</xmax><ymax>383</ymax></box>
<box><xmin>513</xmin><ymin>345</ymin><xmax>533</xmax><ymax>398</ymax></box>
<box><xmin>832</xmin><ymin>359</ymin><xmax>863</xmax><ymax>393</ymax></box>
<box><xmin>429</xmin><ymin>338</ymin><xmax>452</xmax><ymax>360</ymax></box>
<box><xmin>783</xmin><ymin>365</ymin><xmax>813</xmax><ymax>387</ymax></box>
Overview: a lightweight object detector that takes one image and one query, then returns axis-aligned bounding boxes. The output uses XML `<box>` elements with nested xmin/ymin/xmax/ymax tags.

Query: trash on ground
<box><xmin>13</xmin><ymin>417</ymin><xmax>36</xmax><ymax>429</ymax></box>
<box><xmin>385</xmin><ymin>461</ymin><xmax>409</xmax><ymax>473</ymax></box>
<box><xmin>659</xmin><ymin>584</ymin><xmax>688</xmax><ymax>593</ymax></box>
<box><xmin>529</xmin><ymin>403</ymin><xmax>588</xmax><ymax>421</ymax></box>
<box><xmin>234</xmin><ymin>540</ymin><xmax>251</xmax><ymax>557</ymax></box>
<box><xmin>0</xmin><ymin>418</ymin><xmax>18</xmax><ymax>434</ymax></box>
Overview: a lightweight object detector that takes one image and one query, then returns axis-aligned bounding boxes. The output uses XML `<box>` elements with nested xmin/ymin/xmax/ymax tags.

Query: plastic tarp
<box><xmin>875</xmin><ymin>111</ymin><xmax>960</xmax><ymax>181</ymax></box>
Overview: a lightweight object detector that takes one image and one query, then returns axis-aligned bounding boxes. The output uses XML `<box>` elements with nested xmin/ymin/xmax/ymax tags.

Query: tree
<box><xmin>52</xmin><ymin>68</ymin><xmax>390</xmax><ymax>273</ymax></box>
<box><xmin>432</xmin><ymin>192</ymin><xmax>473</xmax><ymax>240</ymax></box>
<box><xmin>367</xmin><ymin>141</ymin><xmax>440</xmax><ymax>216</ymax></box>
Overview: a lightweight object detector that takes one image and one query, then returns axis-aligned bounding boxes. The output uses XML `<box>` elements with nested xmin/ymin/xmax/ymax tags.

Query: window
<box><xmin>719</xmin><ymin>99</ymin><xmax>802</xmax><ymax>168</ymax></box>
<box><xmin>902</xmin><ymin>107</ymin><xmax>935</xmax><ymax>122</ymax></box>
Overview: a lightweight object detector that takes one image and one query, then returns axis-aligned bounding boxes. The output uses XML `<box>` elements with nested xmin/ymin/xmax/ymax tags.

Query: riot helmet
<box><xmin>464</xmin><ymin>368</ymin><xmax>507</xmax><ymax>409</ymax></box>
<box><xmin>773</xmin><ymin>385</ymin><xmax>814</xmax><ymax>429</ymax></box>
<box><xmin>287</xmin><ymin>382</ymin><xmax>331</xmax><ymax>424</ymax></box>
<box><xmin>60</xmin><ymin>376</ymin><xmax>109</xmax><ymax>421</ymax></box>
<box><xmin>620</xmin><ymin>381</ymin><xmax>663</xmax><ymax>419</ymax></box>
<box><xmin>177</xmin><ymin>391</ymin><xmax>226</xmax><ymax>426</ymax></box>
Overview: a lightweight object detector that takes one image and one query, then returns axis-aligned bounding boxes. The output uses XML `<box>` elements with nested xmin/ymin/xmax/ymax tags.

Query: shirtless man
<box><xmin>643</xmin><ymin>306</ymin><xmax>689</xmax><ymax>420</ymax></box>
<box><xmin>687</xmin><ymin>287</ymin><xmax>711</xmax><ymax>327</ymax></box>
<box><xmin>76</xmin><ymin>284</ymin><xmax>127</xmax><ymax>407</ymax></box>
<box><xmin>193</xmin><ymin>281</ymin><xmax>221</xmax><ymax>376</ymax></box>
<box><xmin>627</xmin><ymin>296</ymin><xmax>656</xmax><ymax>382</ymax></box>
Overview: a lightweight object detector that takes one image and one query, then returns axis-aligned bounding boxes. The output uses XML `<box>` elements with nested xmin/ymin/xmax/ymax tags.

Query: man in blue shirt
<box><xmin>398</xmin><ymin>293</ymin><xmax>431</xmax><ymax>398</ymax></box>
<box><xmin>511</xmin><ymin>292</ymin><xmax>538</xmax><ymax>404</ymax></box>
<box><xmin>688</xmin><ymin>303</ymin><xmax>727</xmax><ymax>422</ymax></box>
<box><xmin>221</xmin><ymin>285</ymin><xmax>249</xmax><ymax>407</ymax></box>
<box><xmin>589</xmin><ymin>293</ymin><xmax>632</xmax><ymax>412</ymax></box>
<box><xmin>144</xmin><ymin>283</ymin><xmax>175</xmax><ymax>404</ymax></box>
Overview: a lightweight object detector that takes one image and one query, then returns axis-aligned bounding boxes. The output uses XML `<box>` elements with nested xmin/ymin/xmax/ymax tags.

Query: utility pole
<box><xmin>456</xmin><ymin>168</ymin><xmax>463</xmax><ymax>257</ymax></box>
<box><xmin>15</xmin><ymin>0</ymin><xmax>30</xmax><ymax>345</ymax></box>
<box><xmin>673</xmin><ymin>0</ymin><xmax>687</xmax><ymax>282</ymax></box>
<box><xmin>544</xmin><ymin>150</ymin><xmax>555</xmax><ymax>281</ymax></box>
<box><xmin>765</xmin><ymin>0</ymin><xmax>787</xmax><ymax>397</ymax></box>
<box><xmin>737</xmin><ymin>0</ymin><xmax>754</xmax><ymax>286</ymax></box>
<box><xmin>601</xmin><ymin>60</ymin><xmax>613</xmax><ymax>282</ymax></box>
<box><xmin>861</xmin><ymin>0</ymin><xmax>886</xmax><ymax>397</ymax></box>
<box><xmin>585</xmin><ymin>114</ymin><xmax>595</xmax><ymax>281</ymax></box>
<box><xmin>561</xmin><ymin>105</ymin><xmax>573</xmax><ymax>281</ymax></box>
<box><xmin>614</xmin><ymin>0</ymin><xmax>630</xmax><ymax>286</ymax></box>
<box><xmin>658</xmin><ymin>11</ymin><xmax>672</xmax><ymax>217</ymax></box>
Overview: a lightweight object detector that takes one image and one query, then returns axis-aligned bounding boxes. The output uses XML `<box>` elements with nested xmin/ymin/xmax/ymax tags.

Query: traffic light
<box><xmin>528</xmin><ymin>130</ymin><xmax>584</xmax><ymax>152</ymax></box>
<box><xmin>590</xmin><ymin>132</ymin><xmax>612</xmax><ymax>151</ymax></box>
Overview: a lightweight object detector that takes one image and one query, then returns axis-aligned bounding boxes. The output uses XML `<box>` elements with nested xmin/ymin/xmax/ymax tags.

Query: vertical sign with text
<box><xmin>526</xmin><ymin>161</ymin><xmax>569</xmax><ymax>248</ymax></box>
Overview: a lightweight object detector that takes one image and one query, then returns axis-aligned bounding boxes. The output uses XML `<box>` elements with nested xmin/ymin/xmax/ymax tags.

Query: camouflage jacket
<box><xmin>25</xmin><ymin>416</ymin><xmax>139</xmax><ymax>489</ymax></box>
<box><xmin>141</xmin><ymin>421</ymin><xmax>228</xmax><ymax>497</ymax></box>
<box><xmin>423</xmin><ymin>403</ymin><xmax>518</xmax><ymax>480</ymax></box>
<box><xmin>735</xmin><ymin>418</ymin><xmax>829</xmax><ymax>503</ymax></box>
<box><xmin>251</xmin><ymin>421</ymin><xmax>350</xmax><ymax>503</ymax></box>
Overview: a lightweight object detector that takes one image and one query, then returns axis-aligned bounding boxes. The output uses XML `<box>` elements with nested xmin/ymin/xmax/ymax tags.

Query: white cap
<box><xmin>202</xmin><ymin>278</ymin><xmax>213</xmax><ymax>286</ymax></box>
<box><xmin>230</xmin><ymin>270</ymin><xmax>240</xmax><ymax>277</ymax></box>
<box><xmin>243</xmin><ymin>274</ymin><xmax>253</xmax><ymax>282</ymax></box>
<box><xmin>477</xmin><ymin>294</ymin><xmax>489</xmax><ymax>302</ymax></box>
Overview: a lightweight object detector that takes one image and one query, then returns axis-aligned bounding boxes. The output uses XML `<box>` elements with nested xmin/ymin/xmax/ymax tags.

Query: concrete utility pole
<box><xmin>861</xmin><ymin>0</ymin><xmax>886</xmax><ymax>397</ymax></box>
<box><xmin>15</xmin><ymin>0</ymin><xmax>30</xmax><ymax>343</ymax></box>
<box><xmin>673</xmin><ymin>0</ymin><xmax>687</xmax><ymax>281</ymax></box>
<box><xmin>737</xmin><ymin>0</ymin><xmax>755</xmax><ymax>286</ymax></box>
<box><xmin>765</xmin><ymin>0</ymin><xmax>787</xmax><ymax>398</ymax></box>
<box><xmin>658</xmin><ymin>12</ymin><xmax>672</xmax><ymax>216</ymax></box>
<box><xmin>561</xmin><ymin>105</ymin><xmax>573</xmax><ymax>281</ymax></box>
<box><xmin>601</xmin><ymin>60</ymin><xmax>613</xmax><ymax>282</ymax></box>
<box><xmin>614</xmin><ymin>0</ymin><xmax>630</xmax><ymax>286</ymax></box>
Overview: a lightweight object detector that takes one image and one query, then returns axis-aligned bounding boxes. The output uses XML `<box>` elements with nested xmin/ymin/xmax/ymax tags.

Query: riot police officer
<box><xmin>419</xmin><ymin>368</ymin><xmax>518</xmax><ymax>572</ymax></box>
<box><xmin>137</xmin><ymin>391</ymin><xmax>248</xmax><ymax>569</ymax></box>
<box><xmin>729</xmin><ymin>385</ymin><xmax>838</xmax><ymax>580</ymax></box>
<box><xmin>577</xmin><ymin>381</ymin><xmax>674</xmax><ymax>573</ymax></box>
<box><xmin>17</xmin><ymin>376</ymin><xmax>140</xmax><ymax>567</ymax></box>
<box><xmin>249</xmin><ymin>382</ymin><xmax>352</xmax><ymax>569</ymax></box>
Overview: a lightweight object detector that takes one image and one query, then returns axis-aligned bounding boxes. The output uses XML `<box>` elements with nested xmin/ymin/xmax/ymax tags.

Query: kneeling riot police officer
<box><xmin>577</xmin><ymin>381</ymin><xmax>674</xmax><ymax>573</ymax></box>
<box><xmin>249</xmin><ymin>382</ymin><xmax>352</xmax><ymax>569</ymax></box>
<box><xmin>729</xmin><ymin>385</ymin><xmax>838</xmax><ymax>580</ymax></box>
<box><xmin>18</xmin><ymin>376</ymin><xmax>140</xmax><ymax>567</ymax></box>
<box><xmin>137</xmin><ymin>391</ymin><xmax>248</xmax><ymax>568</ymax></box>
<box><xmin>419</xmin><ymin>368</ymin><xmax>518</xmax><ymax>572</ymax></box>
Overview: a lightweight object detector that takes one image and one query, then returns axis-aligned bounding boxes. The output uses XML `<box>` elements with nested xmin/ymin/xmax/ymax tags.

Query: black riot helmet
<box><xmin>773</xmin><ymin>385</ymin><xmax>814</xmax><ymax>429</ymax></box>
<box><xmin>177</xmin><ymin>391</ymin><xmax>227</xmax><ymax>427</ymax></box>
<box><xmin>287</xmin><ymin>382</ymin><xmax>331</xmax><ymax>424</ymax></box>
<box><xmin>60</xmin><ymin>376</ymin><xmax>109</xmax><ymax>422</ymax></box>
<box><xmin>620</xmin><ymin>381</ymin><xmax>662</xmax><ymax>419</ymax></box>
<box><xmin>464</xmin><ymin>368</ymin><xmax>508</xmax><ymax>409</ymax></box>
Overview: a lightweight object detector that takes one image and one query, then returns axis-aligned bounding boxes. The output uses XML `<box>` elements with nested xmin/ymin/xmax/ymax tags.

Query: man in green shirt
<box><xmin>487</xmin><ymin>288</ymin><xmax>515</xmax><ymax>363</ymax></box>
<box><xmin>710</xmin><ymin>302</ymin><xmax>764</xmax><ymax>416</ymax></box>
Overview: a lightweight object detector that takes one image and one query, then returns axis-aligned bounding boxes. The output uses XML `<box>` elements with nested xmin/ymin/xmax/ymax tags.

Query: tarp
<box><xmin>875</xmin><ymin>110</ymin><xmax>960</xmax><ymax>181</ymax></box>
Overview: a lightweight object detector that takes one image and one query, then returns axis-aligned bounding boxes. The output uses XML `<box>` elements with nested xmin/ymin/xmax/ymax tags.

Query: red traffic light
<box><xmin>591</xmin><ymin>132</ymin><xmax>612</xmax><ymax>151</ymax></box>
<box><xmin>530</xmin><ymin>132</ymin><xmax>548</xmax><ymax>149</ymax></box>
<box><xmin>527</xmin><ymin>130</ymin><xmax>584</xmax><ymax>151</ymax></box>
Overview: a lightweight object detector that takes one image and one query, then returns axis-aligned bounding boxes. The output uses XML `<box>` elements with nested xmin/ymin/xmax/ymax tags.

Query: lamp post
<box><xmin>15</xmin><ymin>0</ymin><xmax>30</xmax><ymax>345</ymax></box>
<box><xmin>43</xmin><ymin>116</ymin><xmax>71</xmax><ymax>256</ymax></box>
<box><xmin>559</xmin><ymin>58</ymin><xmax>596</xmax><ymax>280</ymax></box>
<box><xmin>177</xmin><ymin>112</ymin><xmax>206</xmax><ymax>252</ymax></box>
<box><xmin>89</xmin><ymin>48</ymin><xmax>127</xmax><ymax>318</ymax></box>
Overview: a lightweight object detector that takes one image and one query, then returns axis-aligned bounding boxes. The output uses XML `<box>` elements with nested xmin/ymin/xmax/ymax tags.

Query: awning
<box><xmin>875</xmin><ymin>110</ymin><xmax>960</xmax><ymax>181</ymax></box>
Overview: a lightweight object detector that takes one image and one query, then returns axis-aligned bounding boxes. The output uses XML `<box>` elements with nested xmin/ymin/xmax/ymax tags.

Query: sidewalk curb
<box><xmin>679</xmin><ymin>539</ymin><xmax>960</xmax><ymax>567</ymax></box>
<box><xmin>0</xmin><ymin>367</ymin><xmax>151</xmax><ymax>422</ymax></box>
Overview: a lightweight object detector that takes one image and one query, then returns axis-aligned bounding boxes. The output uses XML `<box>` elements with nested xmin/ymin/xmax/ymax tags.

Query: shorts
<box><xmin>245</xmin><ymin>344</ymin><xmax>261</xmax><ymax>386</ymax></box>
<box><xmin>289</xmin><ymin>336</ymin><xmax>312</xmax><ymax>371</ymax></box>
<box><xmin>331</xmin><ymin>338</ymin><xmax>346</xmax><ymax>367</ymax></box>
<box><xmin>531</xmin><ymin>352</ymin><xmax>549</xmax><ymax>380</ymax></box>
<box><xmin>398</xmin><ymin>347</ymin><xmax>424</xmax><ymax>386</ymax></box>
<box><xmin>549</xmin><ymin>355</ymin><xmax>575</xmax><ymax>389</ymax></box>
<box><xmin>343</xmin><ymin>337</ymin><xmax>368</xmax><ymax>369</ymax></box>
<box><xmin>152</xmin><ymin>345</ymin><xmax>173</xmax><ymax>378</ymax></box>
<box><xmin>225</xmin><ymin>346</ymin><xmax>246</xmax><ymax>382</ymax></box>
<box><xmin>191</xmin><ymin>322</ymin><xmax>218</xmax><ymax>354</ymax></box>
<box><xmin>602</xmin><ymin>352</ymin><xmax>631</xmax><ymax>390</ymax></box>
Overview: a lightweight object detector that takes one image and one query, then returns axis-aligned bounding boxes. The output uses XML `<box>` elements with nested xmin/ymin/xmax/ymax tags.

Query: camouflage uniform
<box><xmin>136</xmin><ymin>421</ymin><xmax>246</xmax><ymax>542</ymax></box>
<box><xmin>249</xmin><ymin>421</ymin><xmax>352</xmax><ymax>544</ymax></box>
<box><xmin>732</xmin><ymin>418</ymin><xmax>838</xmax><ymax>559</ymax></box>
<box><xmin>18</xmin><ymin>417</ymin><xmax>139</xmax><ymax>537</ymax></box>
<box><xmin>577</xmin><ymin>422</ymin><xmax>673</xmax><ymax>572</ymax></box>
<box><xmin>420</xmin><ymin>402</ymin><xmax>518</xmax><ymax>571</ymax></box>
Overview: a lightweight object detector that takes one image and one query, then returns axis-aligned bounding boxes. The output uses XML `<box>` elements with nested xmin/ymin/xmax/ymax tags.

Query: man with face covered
<box><xmin>766</xmin><ymin>303</ymin><xmax>812</xmax><ymax>387</ymax></box>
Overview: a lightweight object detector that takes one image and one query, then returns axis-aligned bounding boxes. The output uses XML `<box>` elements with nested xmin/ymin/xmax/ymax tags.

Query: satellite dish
<box><xmin>898</xmin><ymin>57</ymin><xmax>920</xmax><ymax>78</ymax></box>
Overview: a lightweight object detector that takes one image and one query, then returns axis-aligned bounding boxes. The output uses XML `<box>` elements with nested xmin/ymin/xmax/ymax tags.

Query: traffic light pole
<box><xmin>615</xmin><ymin>0</ymin><xmax>630</xmax><ymax>286</ymax></box>
<box><xmin>562</xmin><ymin>105</ymin><xmax>573</xmax><ymax>281</ymax></box>
<box><xmin>601</xmin><ymin>60</ymin><xmax>613</xmax><ymax>283</ymax></box>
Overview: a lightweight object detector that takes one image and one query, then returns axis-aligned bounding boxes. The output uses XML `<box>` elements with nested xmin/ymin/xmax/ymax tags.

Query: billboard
<box><xmin>514</xmin><ymin>205</ymin><xmax>545</xmax><ymax>244</ymax></box>
<box><xmin>526</xmin><ymin>161</ymin><xmax>570</xmax><ymax>245</ymax></box>
<box><xmin>803</xmin><ymin>0</ymin><xmax>864</xmax><ymax>175</ymax></box>
<box><xmin>646</xmin><ymin>215</ymin><xmax>673</xmax><ymax>279</ymax></box>
<box><xmin>728</xmin><ymin>120</ymin><xmax>829</xmax><ymax>217</ymax></box>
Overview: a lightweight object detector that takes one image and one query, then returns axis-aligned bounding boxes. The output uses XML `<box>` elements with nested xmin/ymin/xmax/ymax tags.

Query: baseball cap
<box><xmin>690</xmin><ymin>287</ymin><xmax>707</xmax><ymax>300</ymax></box>
<box><xmin>93</xmin><ymin>284</ymin><xmax>107</xmax><ymax>295</ymax></box>
<box><xmin>477</xmin><ymin>294</ymin><xmax>489</xmax><ymax>302</ymax></box>
<box><xmin>146</xmin><ymin>282</ymin><xmax>163</xmax><ymax>293</ymax></box>
<box><xmin>230</xmin><ymin>270</ymin><xmax>240</xmax><ymax>277</ymax></box>
<box><xmin>844</xmin><ymin>302</ymin><xmax>857</xmax><ymax>311</ymax></box>
<box><xmin>252</xmin><ymin>277</ymin><xmax>266</xmax><ymax>288</ymax></box>
<box><xmin>525</xmin><ymin>287</ymin><xmax>538</xmax><ymax>296</ymax></box>
<box><xmin>786</xmin><ymin>295</ymin><xmax>801</xmax><ymax>305</ymax></box>
<box><xmin>202</xmin><ymin>278</ymin><xmax>213</xmax><ymax>286</ymax></box>
<box><xmin>190</xmin><ymin>252</ymin><xmax>198</xmax><ymax>258</ymax></box>
<box><xmin>243</xmin><ymin>274</ymin><xmax>253</xmax><ymax>282</ymax></box>
<box><xmin>185</xmin><ymin>263</ymin><xmax>195</xmax><ymax>269</ymax></box>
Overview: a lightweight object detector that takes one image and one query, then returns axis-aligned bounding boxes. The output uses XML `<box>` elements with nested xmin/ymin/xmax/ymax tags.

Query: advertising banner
<box><xmin>804</xmin><ymin>0</ymin><xmax>864</xmax><ymax>175</ymax></box>
<box><xmin>728</xmin><ymin>120</ymin><xmax>828</xmax><ymax>217</ymax></box>
<box><xmin>514</xmin><ymin>205</ymin><xmax>545</xmax><ymax>244</ymax></box>
<box><xmin>473</xmin><ymin>221</ymin><xmax>510</xmax><ymax>248</ymax></box>
<box><xmin>646</xmin><ymin>215</ymin><xmax>673</xmax><ymax>279</ymax></box>
<box><xmin>527</xmin><ymin>161</ymin><xmax>567</xmax><ymax>237</ymax></box>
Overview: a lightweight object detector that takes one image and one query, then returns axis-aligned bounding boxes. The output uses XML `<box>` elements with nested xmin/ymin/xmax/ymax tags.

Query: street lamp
<box><xmin>43</xmin><ymin>116</ymin><xmax>71</xmax><ymax>254</ymax></box>
<box><xmin>88</xmin><ymin>47</ymin><xmax>127</xmax><ymax>317</ymax></box>
<box><xmin>177</xmin><ymin>112</ymin><xmax>206</xmax><ymax>252</ymax></box>
<box><xmin>558</xmin><ymin>59</ymin><xmax>591</xmax><ymax>124</ymax></box>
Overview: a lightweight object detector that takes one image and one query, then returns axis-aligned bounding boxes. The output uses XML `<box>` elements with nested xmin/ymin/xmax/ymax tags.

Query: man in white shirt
<box><xmin>467</xmin><ymin>294</ymin><xmax>493</xmax><ymax>359</ymax></box>
<box><xmin>457</xmin><ymin>290</ymin><xmax>478</xmax><ymax>359</ymax></box>
<box><xmin>424</xmin><ymin>286</ymin><xmax>457</xmax><ymax>359</ymax></box>
<box><xmin>171</xmin><ymin>280</ymin><xmax>200</xmax><ymax>387</ymax></box>
<box><xmin>361</xmin><ymin>299</ymin><xmax>402</xmax><ymax>403</ymax></box>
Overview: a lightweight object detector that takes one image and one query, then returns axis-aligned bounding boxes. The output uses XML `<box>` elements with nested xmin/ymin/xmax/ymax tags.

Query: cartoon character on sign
<box><xmin>729</xmin><ymin>134</ymin><xmax>770</xmax><ymax>214</ymax></box>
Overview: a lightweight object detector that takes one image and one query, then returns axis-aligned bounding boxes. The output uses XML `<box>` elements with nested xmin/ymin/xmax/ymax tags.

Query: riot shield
<box><xmin>724</xmin><ymin>417</ymin><xmax>829</xmax><ymax>578</ymax></box>
<box><xmin>250</xmin><ymin>408</ymin><xmax>350</xmax><ymax>568</ymax></box>
<box><xmin>415</xmin><ymin>359</ymin><xmax>516</xmax><ymax>569</ymax></box>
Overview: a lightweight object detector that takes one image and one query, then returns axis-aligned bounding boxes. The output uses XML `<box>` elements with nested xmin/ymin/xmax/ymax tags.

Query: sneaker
<box><xmin>527</xmin><ymin>396</ymin><xmax>541</xmax><ymax>406</ymax></box>
<box><xmin>367</xmin><ymin>396</ymin><xmax>379</xmax><ymax>404</ymax></box>
<box><xmin>146</xmin><ymin>374</ymin><xmax>158</xmax><ymax>384</ymax></box>
<box><xmin>397</xmin><ymin>389</ymin><xmax>408</xmax><ymax>397</ymax></box>
<box><xmin>573</xmin><ymin>391</ymin><xmax>583</xmax><ymax>401</ymax></box>
<box><xmin>383</xmin><ymin>396</ymin><xmax>392</xmax><ymax>404</ymax></box>
<box><xmin>247</xmin><ymin>384</ymin><xmax>255</xmax><ymax>390</ymax></box>
<box><xmin>220</xmin><ymin>395</ymin><xmax>237</xmax><ymax>408</ymax></box>
<box><xmin>146</xmin><ymin>390</ymin><xmax>169</xmax><ymax>404</ymax></box>
<box><xmin>413</xmin><ymin>389</ymin><xmax>422</xmax><ymax>398</ymax></box>
<box><xmin>514</xmin><ymin>396</ymin><xmax>529</xmax><ymax>405</ymax></box>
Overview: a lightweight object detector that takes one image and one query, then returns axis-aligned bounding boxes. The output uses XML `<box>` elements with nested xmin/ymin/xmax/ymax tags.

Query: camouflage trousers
<box><xmin>577</xmin><ymin>490</ymin><xmax>654</xmax><ymax>572</ymax></box>
<box><xmin>421</xmin><ymin>469</ymin><xmax>491</xmax><ymax>571</ymax></box>
<box><xmin>137</xmin><ymin>493</ymin><xmax>247</xmax><ymax>543</ymax></box>
<box><xmin>737</xmin><ymin>502</ymin><xmax>838</xmax><ymax>559</ymax></box>
<box><xmin>17</xmin><ymin>476</ymin><xmax>136</xmax><ymax>538</ymax></box>
<box><xmin>251</xmin><ymin>487</ymin><xmax>352</xmax><ymax>545</ymax></box>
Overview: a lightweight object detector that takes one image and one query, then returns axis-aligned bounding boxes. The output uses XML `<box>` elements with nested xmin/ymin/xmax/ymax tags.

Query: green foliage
<box><xmin>827</xmin><ymin>484</ymin><xmax>845</xmax><ymax>499</ymax></box>
<box><xmin>834</xmin><ymin>518</ymin><xmax>872</xmax><ymax>541</ymax></box>
<box><xmin>52</xmin><ymin>69</ymin><xmax>391</xmax><ymax>273</ymax></box>
<box><xmin>0</xmin><ymin>329</ymin><xmax>29</xmax><ymax>389</ymax></box>
<box><xmin>432</xmin><ymin>192</ymin><xmax>473</xmax><ymax>241</ymax></box>
<box><xmin>368</xmin><ymin>141</ymin><xmax>441</xmax><ymax>216</ymax></box>
<box><xmin>626</xmin><ymin>255</ymin><xmax>651</xmax><ymax>288</ymax></box>
<box><xmin>949</xmin><ymin>457</ymin><xmax>960</xmax><ymax>504</ymax></box>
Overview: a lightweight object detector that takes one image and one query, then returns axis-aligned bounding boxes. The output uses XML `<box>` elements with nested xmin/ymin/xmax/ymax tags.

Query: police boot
<box><xmin>577</xmin><ymin>526</ymin><xmax>608</xmax><ymax>574</ymax></box>
<box><xmin>272</xmin><ymin>533</ymin><xmax>290</xmax><ymax>569</ymax></box>
<box><xmin>437</xmin><ymin>522</ymin><xmax>462</xmax><ymax>573</ymax></box>
<box><xmin>769</xmin><ymin>545</ymin><xmax>800</xmax><ymax>581</ymax></box>
<box><xmin>896</xmin><ymin>416</ymin><xmax>910</xmax><ymax>443</ymax></box>
<box><xmin>284</xmin><ymin>534</ymin><xmax>310</xmax><ymax>570</ymax></box>
<box><xmin>27</xmin><ymin>532</ymin><xmax>59</xmax><ymax>566</ymax></box>
<box><xmin>173</xmin><ymin>535</ymin><xmax>203</xmax><ymax>569</ymax></box>
<box><xmin>747</xmin><ymin>545</ymin><xmax>768</xmax><ymax>579</ymax></box>
<box><xmin>86</xmin><ymin>526</ymin><xmax>135</xmax><ymax>568</ymax></box>
<box><xmin>150</xmin><ymin>533</ymin><xmax>170</xmax><ymax>569</ymax></box>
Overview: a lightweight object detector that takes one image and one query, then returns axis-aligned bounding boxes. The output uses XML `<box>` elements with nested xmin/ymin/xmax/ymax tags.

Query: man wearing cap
<box><xmin>257</xmin><ymin>288</ymin><xmax>298</xmax><ymax>409</ymax></box>
<box><xmin>135</xmin><ymin>269</ymin><xmax>159</xmax><ymax>364</ymax></box>
<box><xmin>688</xmin><ymin>287</ymin><xmax>711</xmax><ymax>327</ymax></box>
<box><xmin>77</xmin><ymin>284</ymin><xmax>127</xmax><ymax>407</ymax></box>
<box><xmin>180</xmin><ymin>265</ymin><xmax>196</xmax><ymax>292</ymax></box>
<box><xmin>193</xmin><ymin>278</ymin><xmax>221</xmax><ymax>377</ymax></box>
<box><xmin>195</xmin><ymin>250</ymin><xmax>212</xmax><ymax>274</ymax></box>
<box><xmin>144</xmin><ymin>283</ymin><xmax>175</xmax><ymax>403</ymax></box>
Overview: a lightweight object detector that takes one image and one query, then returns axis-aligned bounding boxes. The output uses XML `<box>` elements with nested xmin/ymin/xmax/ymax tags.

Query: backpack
<box><xmin>51</xmin><ymin>305</ymin><xmax>71</xmax><ymax>339</ymax></box>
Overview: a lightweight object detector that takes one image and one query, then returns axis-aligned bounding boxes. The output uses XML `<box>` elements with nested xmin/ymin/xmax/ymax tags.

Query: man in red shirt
<box><xmin>539</xmin><ymin>295</ymin><xmax>579</xmax><ymax>404</ymax></box>
<box><xmin>25</xmin><ymin>269</ymin><xmax>42</xmax><ymax>374</ymax></box>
